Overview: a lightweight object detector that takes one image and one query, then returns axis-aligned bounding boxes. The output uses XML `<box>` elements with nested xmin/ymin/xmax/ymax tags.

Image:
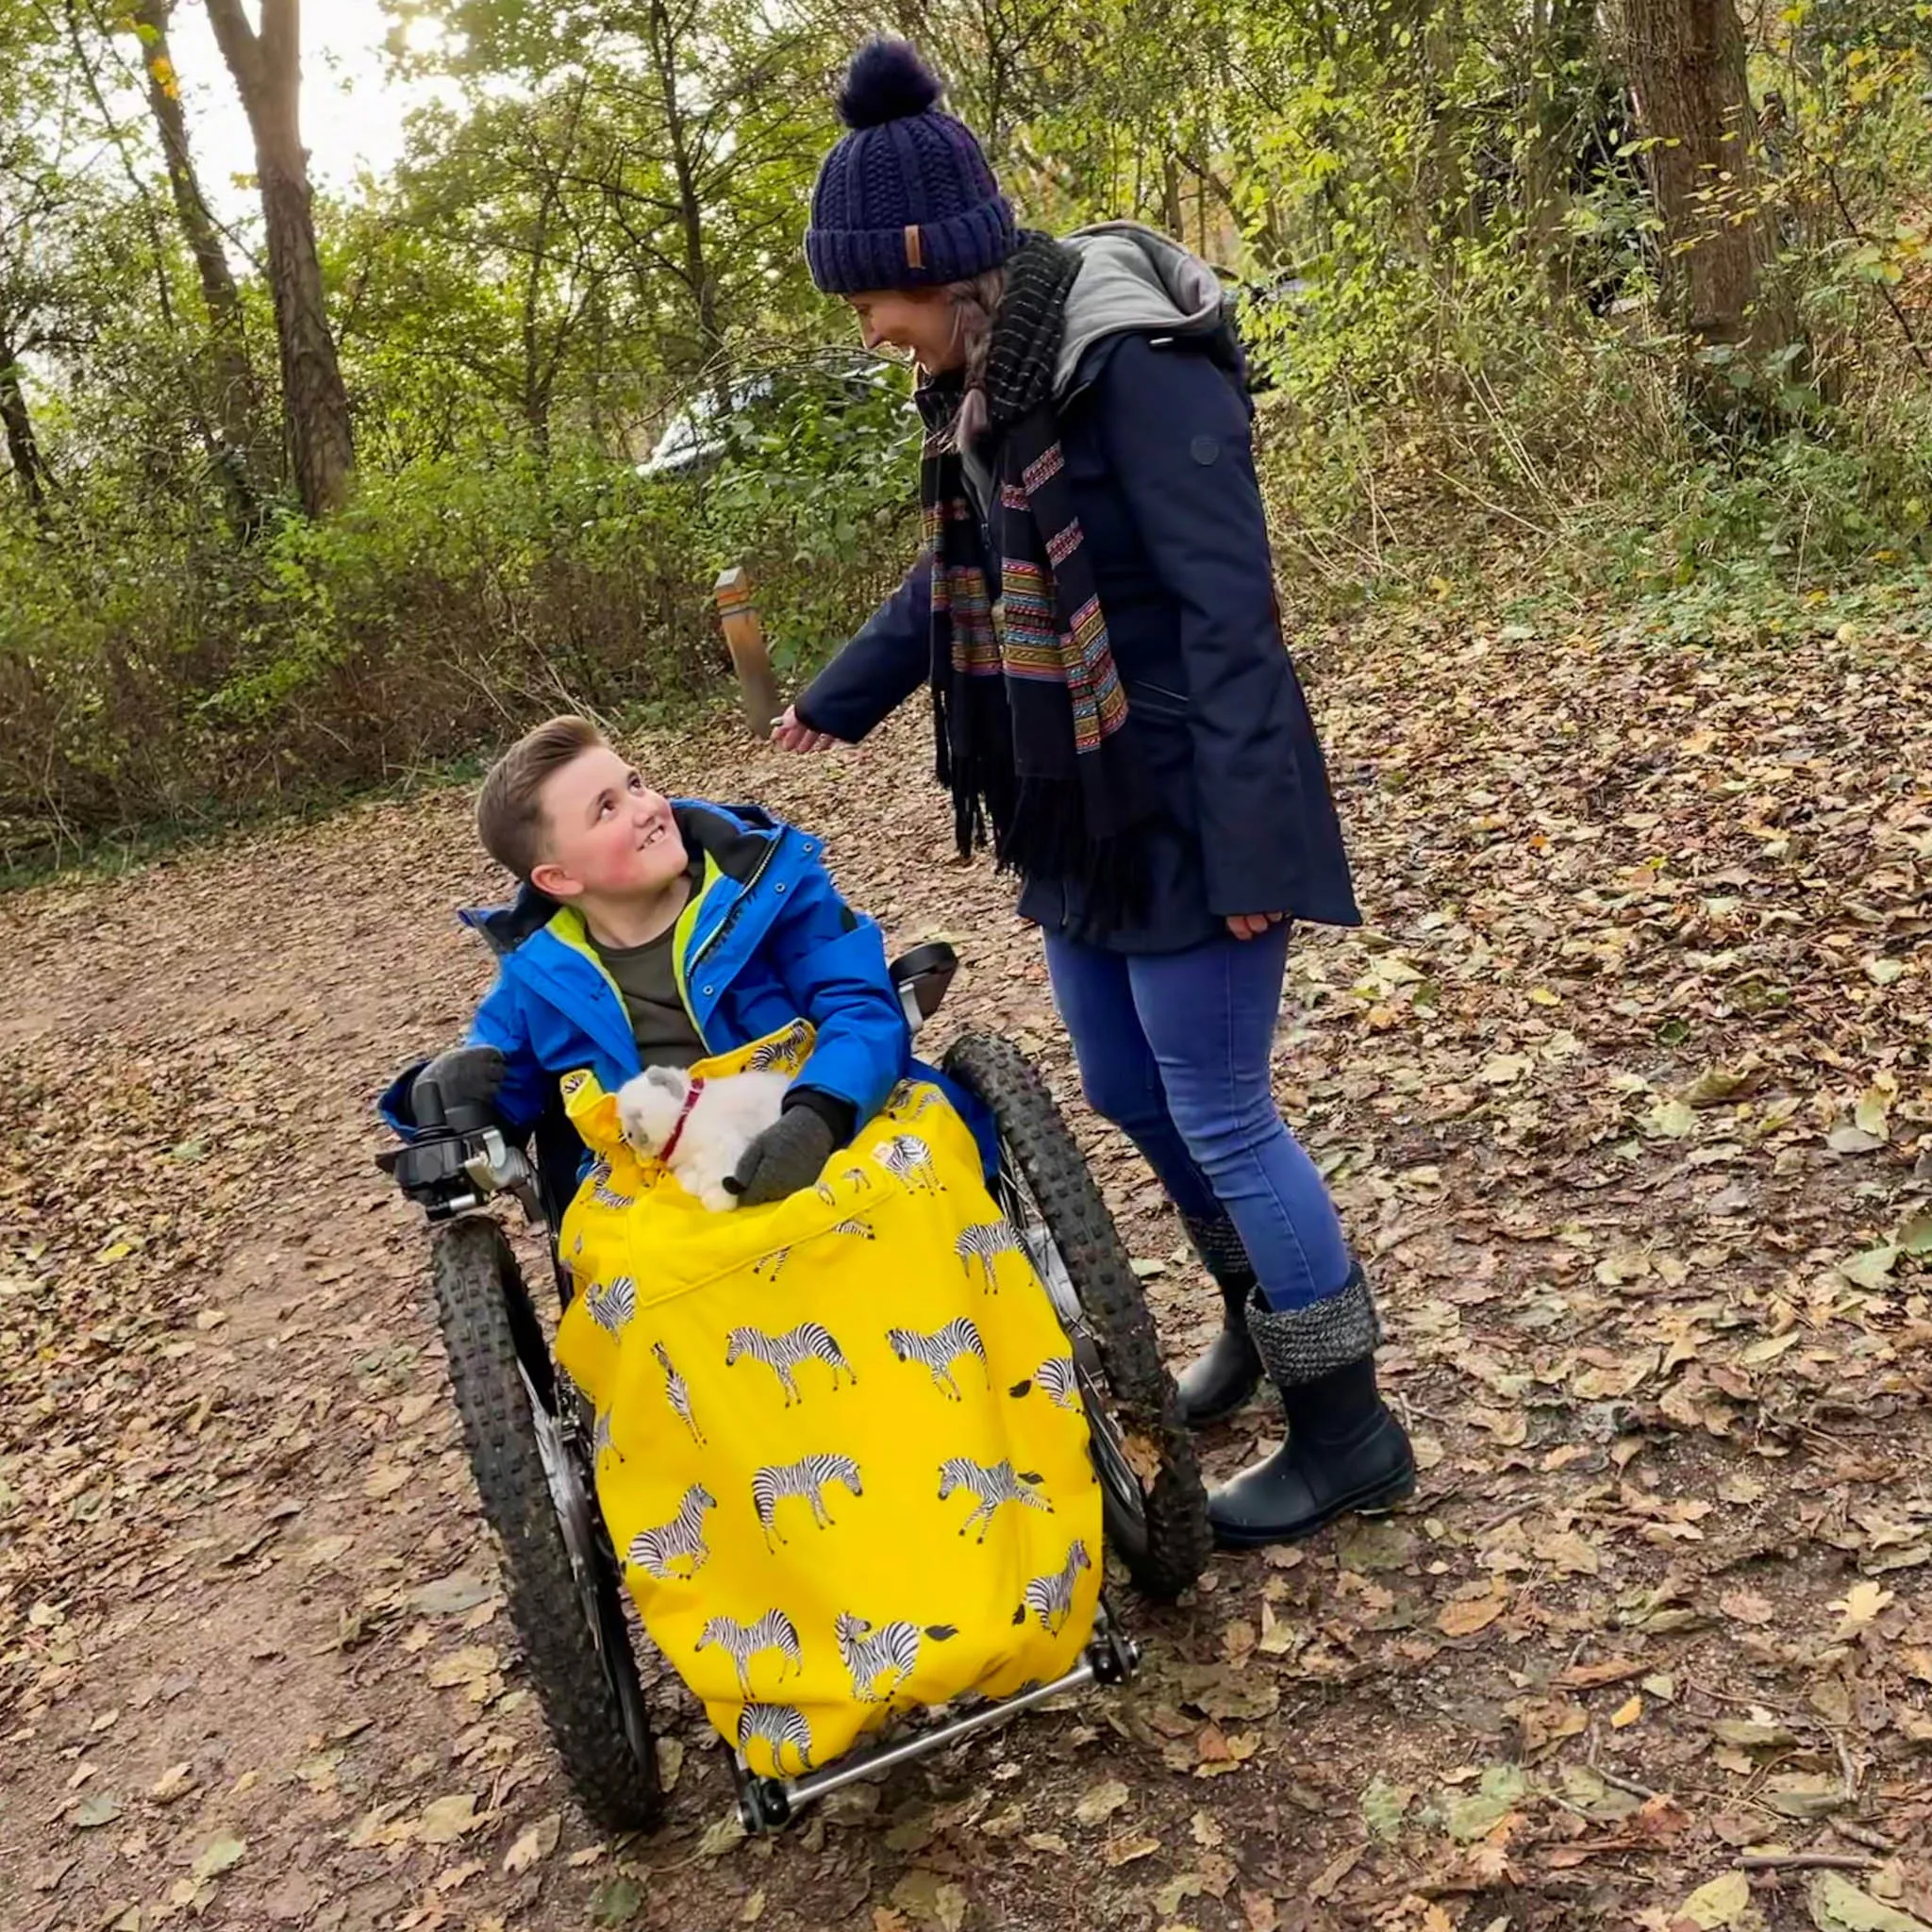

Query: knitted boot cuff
<box><xmin>1180</xmin><ymin>1211</ymin><xmax>1257</xmax><ymax>1286</ymax></box>
<box><xmin>1244</xmin><ymin>1266</ymin><xmax>1383</xmax><ymax>1389</ymax></box>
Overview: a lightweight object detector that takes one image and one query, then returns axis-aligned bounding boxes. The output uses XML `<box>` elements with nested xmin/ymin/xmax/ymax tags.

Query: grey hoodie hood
<box><xmin>1055</xmin><ymin>222</ymin><xmax>1232</xmax><ymax>394</ymax></box>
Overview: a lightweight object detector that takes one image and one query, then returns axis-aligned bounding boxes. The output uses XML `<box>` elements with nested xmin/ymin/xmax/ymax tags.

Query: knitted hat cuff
<box><xmin>807</xmin><ymin>196</ymin><xmax>1017</xmax><ymax>294</ymax></box>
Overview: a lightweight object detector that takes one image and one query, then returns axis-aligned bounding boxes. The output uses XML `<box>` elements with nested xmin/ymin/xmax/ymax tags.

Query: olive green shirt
<box><xmin>590</xmin><ymin>858</ymin><xmax>706</xmax><ymax>1069</ymax></box>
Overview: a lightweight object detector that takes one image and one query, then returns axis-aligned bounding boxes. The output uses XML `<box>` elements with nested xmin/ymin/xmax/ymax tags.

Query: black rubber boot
<box><xmin>1208</xmin><ymin>1269</ymin><xmax>1417</xmax><ymax>1549</ymax></box>
<box><xmin>1175</xmin><ymin>1213</ymin><xmax>1263</xmax><ymax>1427</ymax></box>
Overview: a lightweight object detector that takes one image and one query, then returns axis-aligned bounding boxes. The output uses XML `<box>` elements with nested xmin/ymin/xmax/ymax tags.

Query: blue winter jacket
<box><xmin>797</xmin><ymin>233</ymin><xmax>1360</xmax><ymax>955</ymax></box>
<box><xmin>379</xmin><ymin>802</ymin><xmax>909</xmax><ymax>1143</ymax></box>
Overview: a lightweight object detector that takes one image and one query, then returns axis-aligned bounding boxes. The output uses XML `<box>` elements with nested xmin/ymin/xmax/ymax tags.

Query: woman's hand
<box><xmin>1225</xmin><ymin>912</ymin><xmax>1288</xmax><ymax>941</ymax></box>
<box><xmin>771</xmin><ymin>705</ymin><xmax>840</xmax><ymax>754</ymax></box>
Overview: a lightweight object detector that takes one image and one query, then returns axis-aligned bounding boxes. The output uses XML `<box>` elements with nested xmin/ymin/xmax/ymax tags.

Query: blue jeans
<box><xmin>1043</xmin><ymin>925</ymin><xmax>1353</xmax><ymax>1313</ymax></box>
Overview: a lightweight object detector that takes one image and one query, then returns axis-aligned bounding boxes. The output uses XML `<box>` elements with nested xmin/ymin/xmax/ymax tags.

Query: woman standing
<box><xmin>774</xmin><ymin>41</ymin><xmax>1412</xmax><ymax>1547</ymax></box>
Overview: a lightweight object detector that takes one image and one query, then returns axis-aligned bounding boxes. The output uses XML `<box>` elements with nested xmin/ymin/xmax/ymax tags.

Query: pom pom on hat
<box><xmin>836</xmin><ymin>37</ymin><xmax>944</xmax><ymax>129</ymax></box>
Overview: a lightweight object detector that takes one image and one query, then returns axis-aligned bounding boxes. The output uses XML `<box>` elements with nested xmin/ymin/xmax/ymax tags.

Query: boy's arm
<box><xmin>375</xmin><ymin>973</ymin><xmax>552</xmax><ymax>1142</ymax></box>
<box><xmin>461</xmin><ymin>974</ymin><xmax>552</xmax><ymax>1136</ymax></box>
<box><xmin>771</xmin><ymin>851</ymin><xmax>909</xmax><ymax>1133</ymax></box>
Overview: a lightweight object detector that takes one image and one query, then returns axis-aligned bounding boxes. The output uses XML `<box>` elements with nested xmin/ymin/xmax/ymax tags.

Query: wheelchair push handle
<box><xmin>890</xmin><ymin>941</ymin><xmax>958</xmax><ymax>1035</ymax></box>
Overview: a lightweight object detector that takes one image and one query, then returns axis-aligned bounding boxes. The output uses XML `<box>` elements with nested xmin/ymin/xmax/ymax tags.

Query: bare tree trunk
<box><xmin>645</xmin><ymin>0</ymin><xmax>724</xmax><ymax>395</ymax></box>
<box><xmin>203</xmin><ymin>0</ymin><xmax>353</xmax><ymax>517</ymax></box>
<box><xmin>1621</xmin><ymin>0</ymin><xmax>1794</xmax><ymax>351</ymax></box>
<box><xmin>130</xmin><ymin>0</ymin><xmax>265</xmax><ymax>525</ymax></box>
<box><xmin>0</xmin><ymin>334</ymin><xmax>56</xmax><ymax>528</ymax></box>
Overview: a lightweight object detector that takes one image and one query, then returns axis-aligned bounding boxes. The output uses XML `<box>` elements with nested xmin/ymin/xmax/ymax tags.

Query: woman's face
<box><xmin>847</xmin><ymin>288</ymin><xmax>964</xmax><ymax>374</ymax></box>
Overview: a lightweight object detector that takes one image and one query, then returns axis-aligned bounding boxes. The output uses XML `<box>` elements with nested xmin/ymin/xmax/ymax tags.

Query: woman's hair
<box><xmin>947</xmin><ymin>268</ymin><xmax>1006</xmax><ymax>445</ymax></box>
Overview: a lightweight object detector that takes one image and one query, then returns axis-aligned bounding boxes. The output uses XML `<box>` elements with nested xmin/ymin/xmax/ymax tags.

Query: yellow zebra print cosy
<box><xmin>554</xmin><ymin>1023</ymin><xmax>1105</xmax><ymax>1779</ymax></box>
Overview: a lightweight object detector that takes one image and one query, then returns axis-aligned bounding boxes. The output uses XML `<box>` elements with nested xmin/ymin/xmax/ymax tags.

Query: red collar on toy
<box><xmin>658</xmin><ymin>1077</ymin><xmax>706</xmax><ymax>1164</ymax></box>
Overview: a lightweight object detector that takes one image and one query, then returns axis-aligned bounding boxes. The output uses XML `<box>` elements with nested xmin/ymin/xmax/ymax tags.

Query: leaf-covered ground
<box><xmin>4</xmin><ymin>613</ymin><xmax>1931</xmax><ymax>1932</ymax></box>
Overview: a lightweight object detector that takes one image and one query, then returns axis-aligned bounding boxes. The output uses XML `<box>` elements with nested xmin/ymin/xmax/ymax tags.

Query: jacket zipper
<box><xmin>685</xmin><ymin>833</ymin><xmax>783</xmax><ymax>986</ymax></box>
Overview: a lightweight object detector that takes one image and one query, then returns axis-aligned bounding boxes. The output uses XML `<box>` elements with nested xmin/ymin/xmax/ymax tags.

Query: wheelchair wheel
<box><xmin>942</xmin><ymin>1034</ymin><xmax>1211</xmax><ymax>1600</ymax></box>
<box><xmin>430</xmin><ymin>1217</ymin><xmax>662</xmax><ymax>1833</ymax></box>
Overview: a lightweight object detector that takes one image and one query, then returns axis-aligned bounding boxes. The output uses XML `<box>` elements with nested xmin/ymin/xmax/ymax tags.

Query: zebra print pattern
<box><xmin>874</xmin><ymin>1133</ymin><xmax>941</xmax><ymax>1191</ymax></box>
<box><xmin>938</xmin><ymin>1457</ymin><xmax>1054</xmax><ymax>1541</ymax></box>
<box><xmin>586</xmin><ymin>1274</ymin><xmax>637</xmax><ymax>1335</ymax></box>
<box><xmin>591</xmin><ymin>1407</ymin><xmax>621</xmax><ymax>1464</ymax></box>
<box><xmin>834</xmin><ymin>1613</ymin><xmax>958</xmax><ymax>1704</ymax></box>
<box><xmin>652</xmin><ymin>1341</ymin><xmax>704</xmax><ymax>1445</ymax></box>
<box><xmin>587</xmin><ymin>1158</ymin><xmax>635</xmax><ymax>1210</ymax></box>
<box><xmin>839</xmin><ymin>1165</ymin><xmax>873</xmax><ymax>1192</ymax></box>
<box><xmin>737</xmin><ymin>1701</ymin><xmax>814</xmax><ymax>1773</ymax></box>
<box><xmin>625</xmin><ymin>1483</ymin><xmax>716</xmax><ymax>1581</ymax></box>
<box><xmin>744</xmin><ymin>1024</ymin><xmax>808</xmax><ymax>1073</ymax></box>
<box><xmin>751</xmin><ymin>1453</ymin><xmax>863</xmax><ymax>1546</ymax></box>
<box><xmin>955</xmin><ymin>1219</ymin><xmax>1024</xmax><ymax>1291</ymax></box>
<box><xmin>830</xmin><ymin>1219</ymin><xmax>875</xmax><ymax>1241</ymax></box>
<box><xmin>724</xmin><ymin>1323</ymin><xmax>858</xmax><ymax>1405</ymax></box>
<box><xmin>696</xmin><ymin>1609</ymin><xmax>802</xmax><ymax>1696</ymax></box>
<box><xmin>751</xmin><ymin>1247</ymin><xmax>792</xmax><ymax>1282</ymax></box>
<box><xmin>888</xmin><ymin>1080</ymin><xmax>944</xmax><ymax>1118</ymax></box>
<box><xmin>1018</xmin><ymin>1540</ymin><xmax>1092</xmax><ymax>1637</ymax></box>
<box><xmin>887</xmin><ymin>1318</ymin><xmax>988</xmax><ymax>1400</ymax></box>
<box><xmin>1009</xmin><ymin>1355</ymin><xmax>1081</xmax><ymax>1412</ymax></box>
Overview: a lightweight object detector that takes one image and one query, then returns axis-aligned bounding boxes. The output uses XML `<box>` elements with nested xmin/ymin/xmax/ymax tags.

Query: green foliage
<box><xmin>7</xmin><ymin>0</ymin><xmax>1932</xmax><ymax>874</ymax></box>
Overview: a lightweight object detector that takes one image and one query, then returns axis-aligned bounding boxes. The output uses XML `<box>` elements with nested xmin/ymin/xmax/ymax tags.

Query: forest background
<box><xmin>2</xmin><ymin>0</ymin><xmax>1928</xmax><ymax>876</ymax></box>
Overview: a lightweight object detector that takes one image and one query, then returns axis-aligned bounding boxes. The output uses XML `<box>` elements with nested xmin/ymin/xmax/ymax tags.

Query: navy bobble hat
<box><xmin>806</xmin><ymin>40</ymin><xmax>1018</xmax><ymax>295</ymax></box>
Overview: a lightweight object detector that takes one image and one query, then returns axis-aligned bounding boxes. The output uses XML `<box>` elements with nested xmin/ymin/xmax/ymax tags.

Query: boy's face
<box><xmin>528</xmin><ymin>746</ymin><xmax>688</xmax><ymax>905</ymax></box>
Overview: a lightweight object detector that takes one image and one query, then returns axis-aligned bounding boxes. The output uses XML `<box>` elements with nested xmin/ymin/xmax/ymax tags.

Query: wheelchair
<box><xmin>379</xmin><ymin>941</ymin><xmax>1211</xmax><ymax>1836</ymax></box>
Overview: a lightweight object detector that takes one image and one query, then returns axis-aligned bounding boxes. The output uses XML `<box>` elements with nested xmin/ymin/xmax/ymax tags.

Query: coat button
<box><xmin>703</xmin><ymin>985</ymin><xmax>714</xmax><ymax>996</ymax></box>
<box><xmin>774</xmin><ymin>882</ymin><xmax>786</xmax><ymax>892</ymax></box>
<box><xmin>1191</xmin><ymin>434</ymin><xmax>1220</xmax><ymax>466</ymax></box>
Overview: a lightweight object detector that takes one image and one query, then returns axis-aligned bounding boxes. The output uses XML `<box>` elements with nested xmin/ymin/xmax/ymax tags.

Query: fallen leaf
<box><xmin>189</xmin><ymin>1832</ymin><xmax>245</xmax><ymax>1881</ymax></box>
<box><xmin>148</xmin><ymin>1763</ymin><xmax>195</xmax><ymax>1803</ymax></box>
<box><xmin>1074</xmin><ymin>1777</ymin><xmax>1130</xmax><ymax>1826</ymax></box>
<box><xmin>890</xmin><ymin>1870</ymin><xmax>967</xmax><ymax>1932</ymax></box>
<box><xmin>1542</xmin><ymin>1529</ymin><xmax>1601</xmax><ymax>1576</ymax></box>
<box><xmin>416</xmin><ymin>1793</ymin><xmax>481</xmax><ymax>1844</ymax></box>
<box><xmin>1103</xmin><ymin>1835</ymin><xmax>1162</xmax><ymax>1867</ymax></box>
<box><xmin>1834</xmin><ymin>1580</ymin><xmax>1895</xmax><ymax>1638</ymax></box>
<box><xmin>502</xmin><ymin>1811</ymin><xmax>560</xmax><ymax>1874</ymax></box>
<box><xmin>409</xmin><ymin>1572</ymin><xmax>492</xmax><ymax>1616</ymax></box>
<box><xmin>1807</xmin><ymin>1870</ymin><xmax>1932</xmax><ymax>1930</ymax></box>
<box><xmin>1840</xmin><ymin>1246</ymin><xmax>1900</xmax><ymax>1291</ymax></box>
<box><xmin>1610</xmin><ymin>1694</ymin><xmax>1643</xmax><ymax>1728</ymax></box>
<box><xmin>425</xmin><ymin>1646</ymin><xmax>499</xmax><ymax>1690</ymax></box>
<box><xmin>1720</xmin><ymin>1590</ymin><xmax>1776</xmax><ymax>1626</ymax></box>
<box><xmin>590</xmin><ymin>1874</ymin><xmax>644</xmax><ymax>1925</ymax></box>
<box><xmin>1678</xmin><ymin>1870</ymin><xmax>1751</xmax><ymax>1928</ymax></box>
<box><xmin>1444</xmin><ymin>1764</ymin><xmax>1529</xmax><ymax>1842</ymax></box>
<box><xmin>71</xmin><ymin>1793</ymin><xmax>123</xmax><ymax>1829</ymax></box>
<box><xmin>1762</xmin><ymin>1772</ymin><xmax>1844</xmax><ymax>1820</ymax></box>
<box><xmin>1438</xmin><ymin>1591</ymin><xmax>1507</xmax><ymax>1638</ymax></box>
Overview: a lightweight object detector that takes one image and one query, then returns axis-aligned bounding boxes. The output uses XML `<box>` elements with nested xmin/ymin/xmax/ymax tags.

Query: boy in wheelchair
<box><xmin>380</xmin><ymin>713</ymin><xmax>909</xmax><ymax>1191</ymax></box>
<box><xmin>375</xmin><ymin>718</ymin><xmax>1205</xmax><ymax>1827</ymax></box>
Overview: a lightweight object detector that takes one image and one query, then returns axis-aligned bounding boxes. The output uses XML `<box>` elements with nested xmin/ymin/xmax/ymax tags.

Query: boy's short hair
<box><xmin>476</xmin><ymin>714</ymin><xmax>607</xmax><ymax>882</ymax></box>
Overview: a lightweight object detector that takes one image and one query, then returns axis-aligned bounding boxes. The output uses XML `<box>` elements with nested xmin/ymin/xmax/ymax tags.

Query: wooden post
<box><xmin>713</xmin><ymin>564</ymin><xmax>781</xmax><ymax>740</ymax></box>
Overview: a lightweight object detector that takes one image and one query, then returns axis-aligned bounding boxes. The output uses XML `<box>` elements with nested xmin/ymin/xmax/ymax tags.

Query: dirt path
<box><xmin>5</xmin><ymin>619</ymin><xmax>1931</xmax><ymax>1932</ymax></box>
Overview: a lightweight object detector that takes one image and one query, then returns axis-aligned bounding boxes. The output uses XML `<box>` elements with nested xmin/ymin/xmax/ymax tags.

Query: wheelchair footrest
<box><xmin>733</xmin><ymin>1613</ymin><xmax>1138</xmax><ymax>1835</ymax></box>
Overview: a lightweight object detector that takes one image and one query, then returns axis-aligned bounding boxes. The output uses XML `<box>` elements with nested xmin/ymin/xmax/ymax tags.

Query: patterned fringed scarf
<box><xmin>922</xmin><ymin>233</ymin><xmax>1153</xmax><ymax>915</ymax></box>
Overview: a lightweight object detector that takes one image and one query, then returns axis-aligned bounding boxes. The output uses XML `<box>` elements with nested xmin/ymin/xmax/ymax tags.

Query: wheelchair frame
<box><xmin>382</xmin><ymin>941</ymin><xmax>1206</xmax><ymax>1835</ymax></box>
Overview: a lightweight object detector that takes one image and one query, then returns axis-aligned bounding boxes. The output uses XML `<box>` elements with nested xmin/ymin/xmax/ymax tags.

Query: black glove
<box><xmin>727</xmin><ymin>1100</ymin><xmax>841</xmax><ymax>1207</ymax></box>
<box><xmin>409</xmin><ymin>1046</ymin><xmax>507</xmax><ymax>1133</ymax></box>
